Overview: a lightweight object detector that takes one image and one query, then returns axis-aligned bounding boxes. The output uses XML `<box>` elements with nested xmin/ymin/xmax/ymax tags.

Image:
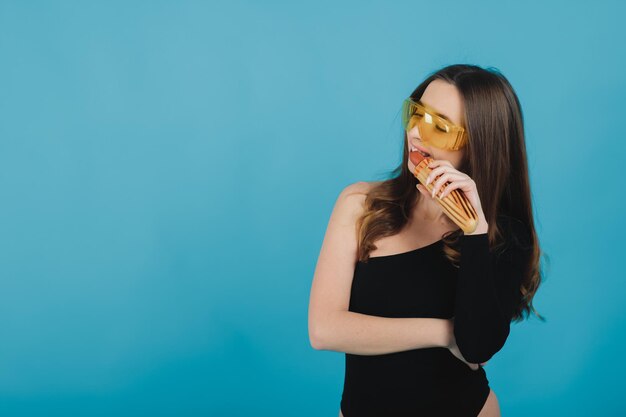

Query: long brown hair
<box><xmin>356</xmin><ymin>64</ymin><xmax>546</xmax><ymax>322</ymax></box>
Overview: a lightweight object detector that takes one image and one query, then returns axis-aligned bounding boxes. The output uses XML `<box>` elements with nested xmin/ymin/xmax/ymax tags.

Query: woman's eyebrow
<box><xmin>421</xmin><ymin>101</ymin><xmax>452</xmax><ymax>121</ymax></box>
<box><xmin>431</xmin><ymin>108</ymin><xmax>452</xmax><ymax>121</ymax></box>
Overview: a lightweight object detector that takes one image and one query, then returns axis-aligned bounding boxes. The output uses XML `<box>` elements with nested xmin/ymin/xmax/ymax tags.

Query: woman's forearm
<box><xmin>312</xmin><ymin>311</ymin><xmax>452</xmax><ymax>355</ymax></box>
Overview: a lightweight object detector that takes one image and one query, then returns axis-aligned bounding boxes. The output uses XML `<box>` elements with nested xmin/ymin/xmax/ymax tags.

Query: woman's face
<box><xmin>407</xmin><ymin>79</ymin><xmax>466</xmax><ymax>173</ymax></box>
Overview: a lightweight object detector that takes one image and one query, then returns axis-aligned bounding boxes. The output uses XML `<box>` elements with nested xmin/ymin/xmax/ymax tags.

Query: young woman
<box><xmin>308</xmin><ymin>64</ymin><xmax>544</xmax><ymax>416</ymax></box>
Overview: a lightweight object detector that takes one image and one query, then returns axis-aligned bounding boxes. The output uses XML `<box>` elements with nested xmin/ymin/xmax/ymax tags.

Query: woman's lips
<box><xmin>409</xmin><ymin>151</ymin><xmax>426</xmax><ymax>166</ymax></box>
<box><xmin>410</xmin><ymin>141</ymin><xmax>431</xmax><ymax>156</ymax></box>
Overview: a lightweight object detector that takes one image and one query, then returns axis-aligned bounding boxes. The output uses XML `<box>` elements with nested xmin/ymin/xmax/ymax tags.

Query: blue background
<box><xmin>1</xmin><ymin>1</ymin><xmax>624</xmax><ymax>416</ymax></box>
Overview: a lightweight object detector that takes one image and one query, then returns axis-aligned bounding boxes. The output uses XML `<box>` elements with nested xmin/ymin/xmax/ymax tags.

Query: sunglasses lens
<box><xmin>402</xmin><ymin>98</ymin><xmax>466</xmax><ymax>150</ymax></box>
<box><xmin>402</xmin><ymin>100</ymin><xmax>424</xmax><ymax>130</ymax></box>
<box><xmin>426</xmin><ymin>120</ymin><xmax>451</xmax><ymax>143</ymax></box>
<box><xmin>401</xmin><ymin>100</ymin><xmax>411</xmax><ymax>129</ymax></box>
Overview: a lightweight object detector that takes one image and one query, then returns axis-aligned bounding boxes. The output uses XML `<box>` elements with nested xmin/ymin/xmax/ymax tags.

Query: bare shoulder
<box><xmin>331</xmin><ymin>180</ymin><xmax>385</xmax><ymax>226</ymax></box>
<box><xmin>337</xmin><ymin>180</ymin><xmax>380</xmax><ymax>209</ymax></box>
<box><xmin>339</xmin><ymin>180</ymin><xmax>390</xmax><ymax>227</ymax></box>
<box><xmin>341</xmin><ymin>180</ymin><xmax>375</xmax><ymax>197</ymax></box>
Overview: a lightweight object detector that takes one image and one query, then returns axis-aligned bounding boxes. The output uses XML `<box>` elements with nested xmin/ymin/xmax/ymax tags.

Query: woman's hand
<box><xmin>446</xmin><ymin>318</ymin><xmax>488</xmax><ymax>371</ymax></box>
<box><xmin>419</xmin><ymin>159</ymin><xmax>489</xmax><ymax>235</ymax></box>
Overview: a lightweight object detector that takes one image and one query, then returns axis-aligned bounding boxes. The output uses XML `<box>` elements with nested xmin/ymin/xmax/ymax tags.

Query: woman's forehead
<box><xmin>420</xmin><ymin>80</ymin><xmax>465</xmax><ymax>126</ymax></box>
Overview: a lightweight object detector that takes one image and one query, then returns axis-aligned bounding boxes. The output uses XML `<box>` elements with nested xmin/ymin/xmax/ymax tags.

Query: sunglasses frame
<box><xmin>402</xmin><ymin>98</ymin><xmax>468</xmax><ymax>151</ymax></box>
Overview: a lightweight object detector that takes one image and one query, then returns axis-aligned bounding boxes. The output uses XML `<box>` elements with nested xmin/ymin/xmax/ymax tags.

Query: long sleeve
<box><xmin>453</xmin><ymin>215</ymin><xmax>532</xmax><ymax>364</ymax></box>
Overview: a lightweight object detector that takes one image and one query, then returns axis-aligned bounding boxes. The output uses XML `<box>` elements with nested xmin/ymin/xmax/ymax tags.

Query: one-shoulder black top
<box><xmin>339</xmin><ymin>215</ymin><xmax>532</xmax><ymax>417</ymax></box>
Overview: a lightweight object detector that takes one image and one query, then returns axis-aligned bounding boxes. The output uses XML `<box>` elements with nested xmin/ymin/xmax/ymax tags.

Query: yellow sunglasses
<box><xmin>401</xmin><ymin>98</ymin><xmax>468</xmax><ymax>151</ymax></box>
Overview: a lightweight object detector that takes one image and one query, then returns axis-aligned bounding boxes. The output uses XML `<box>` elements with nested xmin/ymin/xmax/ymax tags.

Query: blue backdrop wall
<box><xmin>1</xmin><ymin>1</ymin><xmax>624</xmax><ymax>416</ymax></box>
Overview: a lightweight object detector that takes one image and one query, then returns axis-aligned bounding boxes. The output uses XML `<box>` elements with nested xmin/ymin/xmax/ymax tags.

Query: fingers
<box><xmin>415</xmin><ymin>183</ymin><xmax>430</xmax><ymax>198</ymax></box>
<box><xmin>425</xmin><ymin>162</ymin><xmax>468</xmax><ymax>185</ymax></box>
<box><xmin>439</xmin><ymin>179</ymin><xmax>473</xmax><ymax>199</ymax></box>
<box><xmin>425</xmin><ymin>166</ymin><xmax>450</xmax><ymax>185</ymax></box>
<box><xmin>430</xmin><ymin>172</ymin><xmax>468</xmax><ymax>198</ymax></box>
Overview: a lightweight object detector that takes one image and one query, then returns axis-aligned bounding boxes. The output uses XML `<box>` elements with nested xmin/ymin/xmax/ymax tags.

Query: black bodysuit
<box><xmin>340</xmin><ymin>215</ymin><xmax>532</xmax><ymax>417</ymax></box>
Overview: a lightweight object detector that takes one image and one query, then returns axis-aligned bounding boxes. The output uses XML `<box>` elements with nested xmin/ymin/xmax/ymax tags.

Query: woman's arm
<box><xmin>310</xmin><ymin>182</ymin><xmax>451</xmax><ymax>356</ymax></box>
<box><xmin>311</xmin><ymin>311</ymin><xmax>451</xmax><ymax>355</ymax></box>
<box><xmin>453</xmin><ymin>216</ymin><xmax>532</xmax><ymax>364</ymax></box>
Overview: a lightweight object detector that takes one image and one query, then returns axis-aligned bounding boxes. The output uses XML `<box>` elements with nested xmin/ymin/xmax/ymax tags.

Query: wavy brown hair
<box><xmin>355</xmin><ymin>64</ymin><xmax>546</xmax><ymax>322</ymax></box>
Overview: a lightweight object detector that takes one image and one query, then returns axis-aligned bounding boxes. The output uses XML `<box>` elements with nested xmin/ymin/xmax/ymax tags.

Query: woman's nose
<box><xmin>408</xmin><ymin>124</ymin><xmax>421</xmax><ymax>139</ymax></box>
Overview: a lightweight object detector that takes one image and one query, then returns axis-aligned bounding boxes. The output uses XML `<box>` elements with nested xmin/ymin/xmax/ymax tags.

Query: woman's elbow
<box><xmin>454</xmin><ymin>324</ymin><xmax>510</xmax><ymax>364</ymax></box>
<box><xmin>309</xmin><ymin>328</ymin><xmax>325</xmax><ymax>350</ymax></box>
<box><xmin>309</xmin><ymin>315</ymin><xmax>331</xmax><ymax>350</ymax></box>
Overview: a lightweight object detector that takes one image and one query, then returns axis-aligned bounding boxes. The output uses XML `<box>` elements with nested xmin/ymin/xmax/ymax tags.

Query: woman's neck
<box><xmin>412</xmin><ymin>194</ymin><xmax>454</xmax><ymax>226</ymax></box>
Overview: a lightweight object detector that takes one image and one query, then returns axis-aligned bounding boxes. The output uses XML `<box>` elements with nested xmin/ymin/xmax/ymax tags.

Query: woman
<box><xmin>308</xmin><ymin>64</ymin><xmax>544</xmax><ymax>416</ymax></box>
